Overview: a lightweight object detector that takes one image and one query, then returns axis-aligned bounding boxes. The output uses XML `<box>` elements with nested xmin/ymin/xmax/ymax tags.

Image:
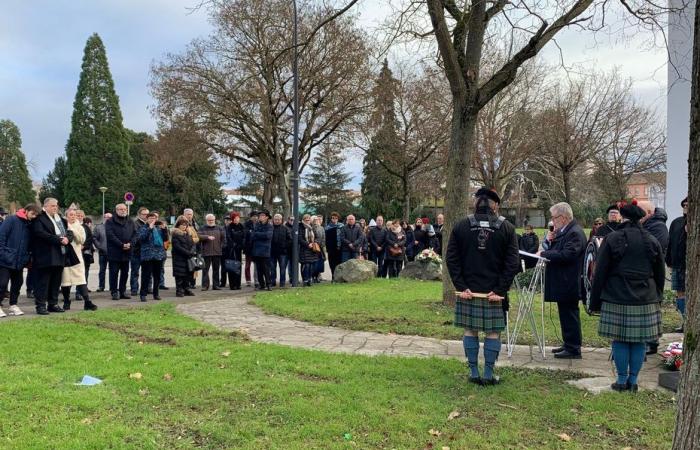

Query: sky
<box><xmin>1</xmin><ymin>0</ymin><xmax>670</xmax><ymax>191</ymax></box>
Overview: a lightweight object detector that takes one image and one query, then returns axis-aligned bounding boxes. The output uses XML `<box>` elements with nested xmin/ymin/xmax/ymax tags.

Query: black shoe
<box><xmin>201</xmin><ymin>286</ymin><xmax>209</xmax><ymax>291</ymax></box>
<box><xmin>176</xmin><ymin>292</ymin><xmax>185</xmax><ymax>298</ymax></box>
<box><xmin>482</xmin><ymin>376</ymin><xmax>501</xmax><ymax>386</ymax></box>
<box><xmin>231</xmin><ymin>287</ymin><xmax>241</xmax><ymax>290</ymax></box>
<box><xmin>469</xmin><ymin>376</ymin><xmax>483</xmax><ymax>386</ymax></box>
<box><xmin>111</xmin><ymin>292</ymin><xmax>119</xmax><ymax>300</ymax></box>
<box><xmin>159</xmin><ymin>286</ymin><xmax>169</xmax><ymax>290</ymax></box>
<box><xmin>153</xmin><ymin>296</ymin><xmax>162</xmax><ymax>300</ymax></box>
<box><xmin>611</xmin><ymin>382</ymin><xmax>629</xmax><ymax>392</ymax></box>
<box><xmin>63</xmin><ymin>301</ymin><xmax>71</xmax><ymax>311</ymax></box>
<box><xmin>184</xmin><ymin>290</ymin><xmax>195</xmax><ymax>297</ymax></box>
<box><xmin>47</xmin><ymin>305</ymin><xmax>65</xmax><ymax>313</ymax></box>
<box><xmin>627</xmin><ymin>382</ymin><xmax>639</xmax><ymax>393</ymax></box>
<box><xmin>140</xmin><ymin>296</ymin><xmax>147</xmax><ymax>302</ymax></box>
<box><xmin>646</xmin><ymin>344</ymin><xmax>658</xmax><ymax>355</ymax></box>
<box><xmin>130</xmin><ymin>291</ymin><xmax>138</xmax><ymax>297</ymax></box>
<box><xmin>551</xmin><ymin>346</ymin><xmax>565</xmax><ymax>354</ymax></box>
<box><xmin>36</xmin><ymin>306</ymin><xmax>49</xmax><ymax>315</ymax></box>
<box><xmin>554</xmin><ymin>350</ymin><xmax>581</xmax><ymax>359</ymax></box>
<box><xmin>212</xmin><ymin>286</ymin><xmax>221</xmax><ymax>290</ymax></box>
<box><xmin>97</xmin><ymin>288</ymin><xmax>105</xmax><ymax>292</ymax></box>
<box><xmin>84</xmin><ymin>301</ymin><xmax>98</xmax><ymax>311</ymax></box>
<box><xmin>120</xmin><ymin>293</ymin><xmax>131</xmax><ymax>300</ymax></box>
<box><xmin>87</xmin><ymin>289</ymin><xmax>92</xmax><ymax>293</ymax></box>
<box><xmin>147</xmin><ymin>289</ymin><xmax>153</xmax><ymax>295</ymax></box>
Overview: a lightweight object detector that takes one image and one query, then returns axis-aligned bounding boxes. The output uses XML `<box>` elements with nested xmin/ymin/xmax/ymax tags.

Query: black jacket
<box><xmin>666</xmin><ymin>215</ymin><xmax>687</xmax><ymax>270</ymax></box>
<box><xmin>518</xmin><ymin>232</ymin><xmax>540</xmax><ymax>270</ymax></box>
<box><xmin>271</xmin><ymin>223</ymin><xmax>292</xmax><ymax>256</ymax></box>
<box><xmin>589</xmin><ymin>222</ymin><xmax>665</xmax><ymax>311</ymax></box>
<box><xmin>171</xmin><ymin>229</ymin><xmax>196</xmax><ymax>278</ymax></box>
<box><xmin>224</xmin><ymin>223</ymin><xmax>245</xmax><ymax>260</ymax></box>
<box><xmin>299</xmin><ymin>223</ymin><xmax>320</xmax><ymax>264</ymax></box>
<box><xmin>368</xmin><ymin>226</ymin><xmax>387</xmax><ymax>251</ymax></box>
<box><xmin>434</xmin><ymin>223</ymin><xmax>444</xmax><ymax>255</ymax></box>
<box><xmin>243</xmin><ymin>219</ymin><xmax>256</xmax><ymax>255</ymax></box>
<box><xmin>385</xmin><ymin>230</ymin><xmax>406</xmax><ymax>261</ymax></box>
<box><xmin>105</xmin><ymin>215</ymin><xmax>136</xmax><ymax>262</ymax></box>
<box><xmin>642</xmin><ymin>208</ymin><xmax>669</xmax><ymax>255</ymax></box>
<box><xmin>325</xmin><ymin>223</ymin><xmax>342</xmax><ymax>255</ymax></box>
<box><xmin>413</xmin><ymin>225</ymin><xmax>430</xmax><ymax>253</ymax></box>
<box><xmin>250</xmin><ymin>222</ymin><xmax>273</xmax><ymax>258</ymax></box>
<box><xmin>30</xmin><ymin>212</ymin><xmax>70</xmax><ymax>269</ymax></box>
<box><xmin>339</xmin><ymin>224</ymin><xmax>363</xmax><ymax>252</ymax></box>
<box><xmin>541</xmin><ymin>220</ymin><xmax>587</xmax><ymax>303</ymax></box>
<box><xmin>595</xmin><ymin>222</ymin><xmax>619</xmax><ymax>239</ymax></box>
<box><xmin>445</xmin><ymin>212</ymin><xmax>520</xmax><ymax>299</ymax></box>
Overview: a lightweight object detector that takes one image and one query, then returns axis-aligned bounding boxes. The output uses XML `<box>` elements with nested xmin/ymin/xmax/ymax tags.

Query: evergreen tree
<box><xmin>302</xmin><ymin>145</ymin><xmax>354</xmax><ymax>218</ymax></box>
<box><xmin>0</xmin><ymin>119</ymin><xmax>36</xmax><ymax>207</ymax></box>
<box><xmin>39</xmin><ymin>156</ymin><xmax>67</xmax><ymax>204</ymax></box>
<box><xmin>63</xmin><ymin>33</ymin><xmax>133</xmax><ymax>214</ymax></box>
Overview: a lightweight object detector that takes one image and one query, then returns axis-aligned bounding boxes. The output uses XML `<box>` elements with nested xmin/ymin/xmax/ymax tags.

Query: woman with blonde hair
<box><xmin>299</xmin><ymin>214</ymin><xmax>319</xmax><ymax>286</ymax></box>
<box><xmin>60</xmin><ymin>208</ymin><xmax>97</xmax><ymax>311</ymax></box>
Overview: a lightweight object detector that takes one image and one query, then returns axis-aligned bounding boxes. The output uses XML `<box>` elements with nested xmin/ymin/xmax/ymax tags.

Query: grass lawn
<box><xmin>0</xmin><ymin>304</ymin><xmax>676</xmax><ymax>449</ymax></box>
<box><xmin>253</xmin><ymin>279</ymin><xmax>682</xmax><ymax>347</ymax></box>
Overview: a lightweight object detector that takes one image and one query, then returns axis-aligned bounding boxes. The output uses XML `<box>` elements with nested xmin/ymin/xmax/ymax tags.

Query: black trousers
<box><xmin>386</xmin><ymin>259</ymin><xmax>403</xmax><ymax>278</ymax></box>
<box><xmin>35</xmin><ymin>266</ymin><xmax>63</xmax><ymax>308</ymax></box>
<box><xmin>109</xmin><ymin>260</ymin><xmax>130</xmax><ymax>295</ymax></box>
<box><xmin>557</xmin><ymin>301</ymin><xmax>582</xmax><ymax>353</ymax></box>
<box><xmin>140</xmin><ymin>260</ymin><xmax>164</xmax><ymax>298</ymax></box>
<box><xmin>328</xmin><ymin>252</ymin><xmax>341</xmax><ymax>278</ymax></box>
<box><xmin>203</xmin><ymin>256</ymin><xmax>221</xmax><ymax>288</ymax></box>
<box><xmin>253</xmin><ymin>256</ymin><xmax>271</xmax><ymax>288</ymax></box>
<box><xmin>62</xmin><ymin>284</ymin><xmax>89</xmax><ymax>304</ymax></box>
<box><xmin>0</xmin><ymin>267</ymin><xmax>23</xmax><ymax>305</ymax></box>
<box><xmin>220</xmin><ymin>254</ymin><xmax>228</xmax><ymax>287</ymax></box>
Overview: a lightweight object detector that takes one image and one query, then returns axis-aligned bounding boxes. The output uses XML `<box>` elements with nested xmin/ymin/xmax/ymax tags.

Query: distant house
<box><xmin>626</xmin><ymin>172</ymin><xmax>666</xmax><ymax>208</ymax></box>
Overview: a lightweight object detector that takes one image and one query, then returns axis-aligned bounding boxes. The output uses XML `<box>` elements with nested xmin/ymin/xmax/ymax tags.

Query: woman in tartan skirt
<box><xmin>445</xmin><ymin>188</ymin><xmax>520</xmax><ymax>386</ymax></box>
<box><xmin>589</xmin><ymin>202</ymin><xmax>666</xmax><ymax>392</ymax></box>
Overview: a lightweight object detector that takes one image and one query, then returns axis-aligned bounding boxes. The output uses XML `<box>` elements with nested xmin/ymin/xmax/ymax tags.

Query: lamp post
<box><xmin>99</xmin><ymin>187</ymin><xmax>108</xmax><ymax>218</ymax></box>
<box><xmin>290</xmin><ymin>0</ymin><xmax>301</xmax><ymax>287</ymax></box>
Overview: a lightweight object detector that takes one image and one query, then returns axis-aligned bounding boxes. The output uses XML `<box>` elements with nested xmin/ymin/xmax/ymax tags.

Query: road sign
<box><xmin>124</xmin><ymin>192</ymin><xmax>135</xmax><ymax>205</ymax></box>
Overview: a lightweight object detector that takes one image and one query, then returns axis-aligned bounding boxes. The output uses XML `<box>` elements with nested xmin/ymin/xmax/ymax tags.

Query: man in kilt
<box><xmin>588</xmin><ymin>202</ymin><xmax>665</xmax><ymax>392</ymax></box>
<box><xmin>445</xmin><ymin>188</ymin><xmax>520</xmax><ymax>385</ymax></box>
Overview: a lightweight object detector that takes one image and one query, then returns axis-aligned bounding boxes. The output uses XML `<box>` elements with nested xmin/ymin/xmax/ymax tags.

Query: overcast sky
<box><xmin>1</xmin><ymin>0</ymin><xmax>669</xmax><ymax>190</ymax></box>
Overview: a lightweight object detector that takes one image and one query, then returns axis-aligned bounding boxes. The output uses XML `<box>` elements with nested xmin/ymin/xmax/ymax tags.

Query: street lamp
<box><xmin>290</xmin><ymin>0</ymin><xmax>301</xmax><ymax>287</ymax></box>
<box><xmin>99</xmin><ymin>187</ymin><xmax>108</xmax><ymax>218</ymax></box>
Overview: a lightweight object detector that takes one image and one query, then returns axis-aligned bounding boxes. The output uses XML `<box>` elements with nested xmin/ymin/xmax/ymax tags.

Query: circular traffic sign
<box><xmin>124</xmin><ymin>192</ymin><xmax>135</xmax><ymax>202</ymax></box>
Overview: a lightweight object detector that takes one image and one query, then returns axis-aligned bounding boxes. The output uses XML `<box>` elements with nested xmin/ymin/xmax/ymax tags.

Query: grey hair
<box><xmin>205</xmin><ymin>214</ymin><xmax>215</xmax><ymax>220</ymax></box>
<box><xmin>550</xmin><ymin>202</ymin><xmax>573</xmax><ymax>220</ymax></box>
<box><xmin>43</xmin><ymin>197</ymin><xmax>58</xmax><ymax>206</ymax></box>
<box><xmin>273</xmin><ymin>213</ymin><xmax>283</xmax><ymax>220</ymax></box>
<box><xmin>184</xmin><ymin>208</ymin><xmax>194</xmax><ymax>215</ymax></box>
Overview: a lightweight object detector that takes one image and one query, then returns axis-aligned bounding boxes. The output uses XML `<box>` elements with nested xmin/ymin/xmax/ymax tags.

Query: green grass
<box><xmin>0</xmin><ymin>304</ymin><xmax>676</xmax><ymax>449</ymax></box>
<box><xmin>253</xmin><ymin>279</ymin><xmax>682</xmax><ymax>347</ymax></box>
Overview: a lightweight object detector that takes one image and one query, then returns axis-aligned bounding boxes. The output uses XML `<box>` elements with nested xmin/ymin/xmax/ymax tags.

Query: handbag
<box><xmin>311</xmin><ymin>242</ymin><xmax>321</xmax><ymax>253</ymax></box>
<box><xmin>187</xmin><ymin>255</ymin><xmax>205</xmax><ymax>272</ymax></box>
<box><xmin>224</xmin><ymin>258</ymin><xmax>242</xmax><ymax>274</ymax></box>
<box><xmin>388</xmin><ymin>246</ymin><xmax>403</xmax><ymax>257</ymax></box>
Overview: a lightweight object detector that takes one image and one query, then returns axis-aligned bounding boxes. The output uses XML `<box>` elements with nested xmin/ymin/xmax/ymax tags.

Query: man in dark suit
<box><xmin>106</xmin><ymin>203</ymin><xmax>136</xmax><ymax>300</ymax></box>
<box><xmin>30</xmin><ymin>198</ymin><xmax>71</xmax><ymax>315</ymax></box>
<box><xmin>539</xmin><ymin>202</ymin><xmax>587</xmax><ymax>359</ymax></box>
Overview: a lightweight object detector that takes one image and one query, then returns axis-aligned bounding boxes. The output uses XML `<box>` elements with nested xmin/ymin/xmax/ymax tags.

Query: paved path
<box><xmin>178</xmin><ymin>295</ymin><xmax>681</xmax><ymax>392</ymax></box>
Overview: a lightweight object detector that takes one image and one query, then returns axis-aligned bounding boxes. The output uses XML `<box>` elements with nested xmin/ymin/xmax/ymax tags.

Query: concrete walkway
<box><xmin>178</xmin><ymin>295</ymin><xmax>681</xmax><ymax>392</ymax></box>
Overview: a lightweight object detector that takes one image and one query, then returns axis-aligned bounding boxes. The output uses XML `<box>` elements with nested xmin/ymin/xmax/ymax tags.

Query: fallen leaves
<box><xmin>221</xmin><ymin>351</ymin><xmax>231</xmax><ymax>357</ymax></box>
<box><xmin>557</xmin><ymin>433</ymin><xmax>572</xmax><ymax>442</ymax></box>
<box><xmin>428</xmin><ymin>429</ymin><xmax>442</xmax><ymax>437</ymax></box>
<box><xmin>447</xmin><ymin>410</ymin><xmax>460</xmax><ymax>420</ymax></box>
<box><xmin>163</xmin><ymin>373</ymin><xmax>173</xmax><ymax>381</ymax></box>
<box><xmin>129</xmin><ymin>372</ymin><xmax>143</xmax><ymax>380</ymax></box>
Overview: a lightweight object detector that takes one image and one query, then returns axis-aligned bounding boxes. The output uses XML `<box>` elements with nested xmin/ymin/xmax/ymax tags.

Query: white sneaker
<box><xmin>0</xmin><ymin>308</ymin><xmax>6</xmax><ymax>318</ymax></box>
<box><xmin>8</xmin><ymin>305</ymin><xmax>24</xmax><ymax>316</ymax></box>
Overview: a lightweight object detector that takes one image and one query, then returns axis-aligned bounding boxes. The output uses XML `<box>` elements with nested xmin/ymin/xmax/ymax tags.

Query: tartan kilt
<box><xmin>454</xmin><ymin>297</ymin><xmax>506</xmax><ymax>332</ymax></box>
<box><xmin>598</xmin><ymin>302</ymin><xmax>662</xmax><ymax>342</ymax></box>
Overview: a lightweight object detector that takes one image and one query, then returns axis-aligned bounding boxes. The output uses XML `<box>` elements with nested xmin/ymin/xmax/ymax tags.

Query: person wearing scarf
<box><xmin>60</xmin><ymin>208</ymin><xmax>98</xmax><ymax>311</ymax></box>
<box><xmin>137</xmin><ymin>212</ymin><xmax>167</xmax><ymax>302</ymax></box>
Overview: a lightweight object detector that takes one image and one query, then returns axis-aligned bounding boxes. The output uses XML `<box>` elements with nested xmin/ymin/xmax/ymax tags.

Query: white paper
<box><xmin>518</xmin><ymin>250</ymin><xmax>549</xmax><ymax>261</ymax></box>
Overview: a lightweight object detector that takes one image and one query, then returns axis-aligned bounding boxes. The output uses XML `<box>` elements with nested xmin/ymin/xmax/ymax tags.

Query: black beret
<box><xmin>682</xmin><ymin>197</ymin><xmax>688</xmax><ymax>207</ymax></box>
<box><xmin>474</xmin><ymin>187</ymin><xmax>501</xmax><ymax>204</ymax></box>
<box><xmin>620</xmin><ymin>204</ymin><xmax>646</xmax><ymax>222</ymax></box>
<box><xmin>606</xmin><ymin>204</ymin><xmax>620</xmax><ymax>213</ymax></box>
<box><xmin>257</xmin><ymin>209</ymin><xmax>270</xmax><ymax>217</ymax></box>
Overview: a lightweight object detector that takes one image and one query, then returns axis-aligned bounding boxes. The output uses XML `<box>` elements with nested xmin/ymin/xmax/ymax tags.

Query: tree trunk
<box><xmin>562</xmin><ymin>169</ymin><xmax>572</xmax><ymax>205</ymax></box>
<box><xmin>442</xmin><ymin>96</ymin><xmax>478</xmax><ymax>305</ymax></box>
<box><xmin>673</xmin><ymin>2</ymin><xmax>700</xmax><ymax>446</ymax></box>
<box><xmin>262</xmin><ymin>176</ymin><xmax>275</xmax><ymax>212</ymax></box>
<box><xmin>402</xmin><ymin>171</ymin><xmax>410</xmax><ymax>222</ymax></box>
<box><xmin>276</xmin><ymin>169</ymin><xmax>291</xmax><ymax>218</ymax></box>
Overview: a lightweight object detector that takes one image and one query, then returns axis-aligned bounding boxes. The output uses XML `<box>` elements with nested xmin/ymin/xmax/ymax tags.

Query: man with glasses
<box><xmin>106</xmin><ymin>204</ymin><xmax>136</xmax><ymax>300</ymax></box>
<box><xmin>666</xmin><ymin>197</ymin><xmax>689</xmax><ymax>332</ymax></box>
<box><xmin>538</xmin><ymin>202</ymin><xmax>587</xmax><ymax>359</ymax></box>
<box><xmin>595</xmin><ymin>204</ymin><xmax>622</xmax><ymax>239</ymax></box>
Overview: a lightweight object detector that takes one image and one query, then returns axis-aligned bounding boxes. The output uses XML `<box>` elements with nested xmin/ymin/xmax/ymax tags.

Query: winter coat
<box><xmin>541</xmin><ymin>219</ymin><xmax>587</xmax><ymax>303</ymax></box>
<box><xmin>198</xmin><ymin>225</ymin><xmax>227</xmax><ymax>257</ymax></box>
<box><xmin>224</xmin><ymin>223</ymin><xmax>245</xmax><ymax>260</ymax></box>
<box><xmin>130</xmin><ymin>219</ymin><xmax>148</xmax><ymax>257</ymax></box>
<box><xmin>445</xmin><ymin>212</ymin><xmax>520</xmax><ymax>298</ymax></box>
<box><xmin>30</xmin><ymin>211</ymin><xmax>70</xmax><ymax>269</ymax></box>
<box><xmin>299</xmin><ymin>223</ymin><xmax>320</xmax><ymax>264</ymax></box>
<box><xmin>81</xmin><ymin>223</ymin><xmax>95</xmax><ymax>264</ymax></box>
<box><xmin>243</xmin><ymin>219</ymin><xmax>256</xmax><ymax>256</ymax></box>
<box><xmin>312</xmin><ymin>223</ymin><xmax>326</xmax><ymax>250</ymax></box>
<box><xmin>324</xmin><ymin>222</ymin><xmax>343</xmax><ymax>255</ymax></box>
<box><xmin>385</xmin><ymin>229</ymin><xmax>406</xmax><ymax>261</ymax></box>
<box><xmin>403</xmin><ymin>227</ymin><xmax>415</xmax><ymax>258</ymax></box>
<box><xmin>589</xmin><ymin>221</ymin><xmax>665</xmax><ymax>311</ymax></box>
<box><xmin>518</xmin><ymin>232</ymin><xmax>540</xmax><ymax>269</ymax></box>
<box><xmin>642</xmin><ymin>208</ymin><xmax>669</xmax><ymax>255</ymax></box>
<box><xmin>368</xmin><ymin>226</ymin><xmax>387</xmax><ymax>253</ymax></box>
<box><xmin>594</xmin><ymin>222</ymin><xmax>620</xmax><ymax>239</ymax></box>
<box><xmin>93</xmin><ymin>223</ymin><xmax>108</xmax><ymax>253</ymax></box>
<box><xmin>433</xmin><ymin>223</ymin><xmax>444</xmax><ymax>255</ymax></box>
<box><xmin>271</xmin><ymin>224</ymin><xmax>292</xmax><ymax>256</ymax></box>
<box><xmin>171</xmin><ymin>228</ymin><xmax>196</xmax><ymax>278</ymax></box>
<box><xmin>105</xmin><ymin>215</ymin><xmax>136</xmax><ymax>262</ymax></box>
<box><xmin>138</xmin><ymin>225</ymin><xmax>167</xmax><ymax>262</ymax></box>
<box><xmin>62</xmin><ymin>221</ymin><xmax>86</xmax><ymax>287</ymax></box>
<box><xmin>413</xmin><ymin>225</ymin><xmax>430</xmax><ymax>253</ymax></box>
<box><xmin>339</xmin><ymin>224</ymin><xmax>363</xmax><ymax>253</ymax></box>
<box><xmin>0</xmin><ymin>211</ymin><xmax>32</xmax><ymax>270</ymax></box>
<box><xmin>666</xmin><ymin>215</ymin><xmax>687</xmax><ymax>270</ymax></box>
<box><xmin>251</xmin><ymin>221</ymin><xmax>273</xmax><ymax>258</ymax></box>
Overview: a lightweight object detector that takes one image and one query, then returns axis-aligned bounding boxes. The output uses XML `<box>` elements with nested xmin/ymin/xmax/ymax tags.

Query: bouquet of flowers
<box><xmin>662</xmin><ymin>342</ymin><xmax>684</xmax><ymax>371</ymax></box>
<box><xmin>416</xmin><ymin>248</ymin><xmax>442</xmax><ymax>265</ymax></box>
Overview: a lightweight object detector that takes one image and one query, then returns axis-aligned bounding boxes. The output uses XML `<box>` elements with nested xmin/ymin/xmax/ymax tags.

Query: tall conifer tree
<box><xmin>0</xmin><ymin>119</ymin><xmax>36</xmax><ymax>207</ymax></box>
<box><xmin>63</xmin><ymin>33</ymin><xmax>133</xmax><ymax>213</ymax></box>
<box><xmin>303</xmin><ymin>145</ymin><xmax>354</xmax><ymax>218</ymax></box>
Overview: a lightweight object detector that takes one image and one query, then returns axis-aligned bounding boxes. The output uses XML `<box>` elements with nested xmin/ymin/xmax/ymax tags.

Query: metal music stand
<box><xmin>506</xmin><ymin>251</ymin><xmax>548</xmax><ymax>359</ymax></box>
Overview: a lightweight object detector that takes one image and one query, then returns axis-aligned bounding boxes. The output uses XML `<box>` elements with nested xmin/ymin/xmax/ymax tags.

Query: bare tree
<box><xmin>150</xmin><ymin>0</ymin><xmax>370</xmax><ymax>216</ymax></box>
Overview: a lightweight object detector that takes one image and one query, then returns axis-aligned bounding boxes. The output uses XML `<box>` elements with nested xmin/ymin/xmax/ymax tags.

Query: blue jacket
<box><xmin>0</xmin><ymin>212</ymin><xmax>32</xmax><ymax>270</ymax></box>
<box><xmin>251</xmin><ymin>222</ymin><xmax>273</xmax><ymax>258</ymax></box>
<box><xmin>138</xmin><ymin>225</ymin><xmax>167</xmax><ymax>262</ymax></box>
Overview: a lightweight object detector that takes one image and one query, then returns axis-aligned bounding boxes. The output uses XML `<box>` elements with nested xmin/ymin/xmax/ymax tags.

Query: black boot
<box><xmin>61</xmin><ymin>287</ymin><xmax>71</xmax><ymax>310</ymax></box>
<box><xmin>84</xmin><ymin>301</ymin><xmax>98</xmax><ymax>311</ymax></box>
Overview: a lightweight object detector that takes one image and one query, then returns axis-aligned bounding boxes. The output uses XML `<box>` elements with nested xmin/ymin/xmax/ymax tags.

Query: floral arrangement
<box><xmin>416</xmin><ymin>248</ymin><xmax>442</xmax><ymax>265</ymax></box>
<box><xmin>662</xmin><ymin>342</ymin><xmax>684</xmax><ymax>371</ymax></box>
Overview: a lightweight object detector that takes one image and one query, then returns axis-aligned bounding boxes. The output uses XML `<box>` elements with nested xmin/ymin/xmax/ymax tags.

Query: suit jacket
<box><xmin>541</xmin><ymin>219</ymin><xmax>587</xmax><ymax>303</ymax></box>
<box><xmin>30</xmin><ymin>212</ymin><xmax>69</xmax><ymax>269</ymax></box>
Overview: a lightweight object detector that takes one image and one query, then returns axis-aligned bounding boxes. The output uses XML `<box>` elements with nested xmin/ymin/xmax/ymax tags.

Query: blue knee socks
<box><xmin>628</xmin><ymin>343</ymin><xmax>646</xmax><ymax>386</ymax></box>
<box><xmin>483</xmin><ymin>338</ymin><xmax>501</xmax><ymax>381</ymax></box>
<box><xmin>463</xmin><ymin>335</ymin><xmax>480</xmax><ymax>378</ymax></box>
<box><xmin>677</xmin><ymin>297</ymin><xmax>686</xmax><ymax>318</ymax></box>
<box><xmin>611</xmin><ymin>341</ymin><xmax>630</xmax><ymax>385</ymax></box>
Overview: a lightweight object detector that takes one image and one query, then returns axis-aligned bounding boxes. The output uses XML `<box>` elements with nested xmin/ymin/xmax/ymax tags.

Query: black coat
<box><xmin>82</xmin><ymin>223</ymin><xmax>95</xmax><ymax>264</ymax></box>
<box><xmin>368</xmin><ymin>226</ymin><xmax>387</xmax><ymax>252</ymax></box>
<box><xmin>243</xmin><ymin>219</ymin><xmax>256</xmax><ymax>255</ymax></box>
<box><xmin>666</xmin><ymin>215</ymin><xmax>687</xmax><ymax>270</ymax></box>
<box><xmin>518</xmin><ymin>232</ymin><xmax>540</xmax><ymax>270</ymax></box>
<box><xmin>0</xmin><ymin>213</ymin><xmax>32</xmax><ymax>270</ymax></box>
<box><xmin>385</xmin><ymin>230</ymin><xmax>406</xmax><ymax>261</ymax></box>
<box><xmin>413</xmin><ymin>225</ymin><xmax>430</xmax><ymax>253</ymax></box>
<box><xmin>271</xmin><ymin>224</ymin><xmax>292</xmax><ymax>256</ymax></box>
<box><xmin>445</xmin><ymin>213</ymin><xmax>520</xmax><ymax>299</ymax></box>
<box><xmin>589</xmin><ymin>222</ymin><xmax>665</xmax><ymax>311</ymax></box>
<box><xmin>595</xmin><ymin>222</ymin><xmax>620</xmax><ymax>238</ymax></box>
<box><xmin>643</xmin><ymin>208</ymin><xmax>669</xmax><ymax>255</ymax></box>
<box><xmin>339</xmin><ymin>224</ymin><xmax>363</xmax><ymax>252</ymax></box>
<box><xmin>30</xmin><ymin>212</ymin><xmax>69</xmax><ymax>269</ymax></box>
<box><xmin>171</xmin><ymin>229</ymin><xmax>196</xmax><ymax>278</ymax></box>
<box><xmin>105</xmin><ymin>216</ymin><xmax>136</xmax><ymax>262</ymax></box>
<box><xmin>541</xmin><ymin>220</ymin><xmax>587</xmax><ymax>303</ymax></box>
<box><xmin>224</xmin><ymin>223</ymin><xmax>245</xmax><ymax>260</ymax></box>
<box><xmin>299</xmin><ymin>223</ymin><xmax>319</xmax><ymax>264</ymax></box>
<box><xmin>434</xmin><ymin>223</ymin><xmax>444</xmax><ymax>255</ymax></box>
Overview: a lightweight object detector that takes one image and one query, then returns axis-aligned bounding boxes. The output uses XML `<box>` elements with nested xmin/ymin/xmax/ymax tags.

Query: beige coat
<box><xmin>61</xmin><ymin>221</ymin><xmax>86</xmax><ymax>287</ymax></box>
